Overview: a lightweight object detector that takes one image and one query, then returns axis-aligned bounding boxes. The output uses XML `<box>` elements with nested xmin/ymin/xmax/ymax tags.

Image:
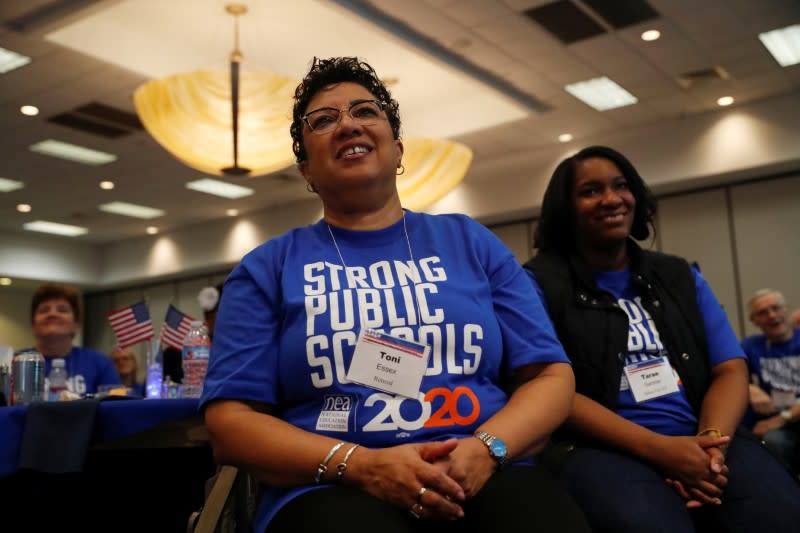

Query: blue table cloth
<box><xmin>0</xmin><ymin>398</ymin><xmax>199</xmax><ymax>477</ymax></box>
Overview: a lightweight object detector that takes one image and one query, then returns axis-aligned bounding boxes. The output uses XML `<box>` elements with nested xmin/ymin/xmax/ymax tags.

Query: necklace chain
<box><xmin>326</xmin><ymin>213</ymin><xmax>422</xmax><ymax>327</ymax></box>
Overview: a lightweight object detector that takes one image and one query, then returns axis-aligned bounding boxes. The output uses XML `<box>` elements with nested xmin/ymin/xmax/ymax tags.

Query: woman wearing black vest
<box><xmin>524</xmin><ymin>146</ymin><xmax>800</xmax><ymax>532</ymax></box>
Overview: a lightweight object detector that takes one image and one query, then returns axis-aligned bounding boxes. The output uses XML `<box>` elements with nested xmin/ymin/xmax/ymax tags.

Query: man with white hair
<box><xmin>742</xmin><ymin>288</ymin><xmax>800</xmax><ymax>474</ymax></box>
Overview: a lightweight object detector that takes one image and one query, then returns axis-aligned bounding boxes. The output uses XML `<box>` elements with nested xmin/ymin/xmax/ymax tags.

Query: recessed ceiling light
<box><xmin>717</xmin><ymin>96</ymin><xmax>734</xmax><ymax>106</ymax></box>
<box><xmin>99</xmin><ymin>201</ymin><xmax>165</xmax><ymax>219</ymax></box>
<box><xmin>146</xmin><ymin>226</ymin><xmax>158</xmax><ymax>235</ymax></box>
<box><xmin>0</xmin><ymin>177</ymin><xmax>24</xmax><ymax>193</ymax></box>
<box><xmin>99</xmin><ymin>180</ymin><xmax>115</xmax><ymax>190</ymax></box>
<box><xmin>564</xmin><ymin>76</ymin><xmax>638</xmax><ymax>111</ymax></box>
<box><xmin>17</xmin><ymin>203</ymin><xmax>32</xmax><ymax>213</ymax></box>
<box><xmin>226</xmin><ymin>208</ymin><xmax>239</xmax><ymax>217</ymax></box>
<box><xmin>185</xmin><ymin>178</ymin><xmax>254</xmax><ymax>199</ymax></box>
<box><xmin>0</xmin><ymin>47</ymin><xmax>31</xmax><ymax>74</ymax></box>
<box><xmin>759</xmin><ymin>24</ymin><xmax>800</xmax><ymax>67</ymax></box>
<box><xmin>30</xmin><ymin>139</ymin><xmax>117</xmax><ymax>166</ymax></box>
<box><xmin>20</xmin><ymin>105</ymin><xmax>39</xmax><ymax>116</ymax></box>
<box><xmin>558</xmin><ymin>133</ymin><xmax>573</xmax><ymax>143</ymax></box>
<box><xmin>0</xmin><ymin>277</ymin><xmax>11</xmax><ymax>286</ymax></box>
<box><xmin>23</xmin><ymin>220</ymin><xmax>88</xmax><ymax>237</ymax></box>
<box><xmin>641</xmin><ymin>30</ymin><xmax>661</xmax><ymax>42</ymax></box>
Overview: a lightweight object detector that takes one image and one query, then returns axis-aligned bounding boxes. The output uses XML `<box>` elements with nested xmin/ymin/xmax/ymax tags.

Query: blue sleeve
<box><xmin>693</xmin><ymin>268</ymin><xmax>746</xmax><ymax>367</ymax></box>
<box><xmin>200</xmin><ymin>245</ymin><xmax>282</xmax><ymax>410</ymax></box>
<box><xmin>524</xmin><ymin>269</ymin><xmax>550</xmax><ymax>314</ymax></box>
<box><xmin>477</xmin><ymin>228</ymin><xmax>568</xmax><ymax>371</ymax></box>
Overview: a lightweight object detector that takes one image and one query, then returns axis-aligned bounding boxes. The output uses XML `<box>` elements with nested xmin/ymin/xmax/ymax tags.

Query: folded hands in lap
<box><xmin>651</xmin><ymin>434</ymin><xmax>730</xmax><ymax>508</ymax></box>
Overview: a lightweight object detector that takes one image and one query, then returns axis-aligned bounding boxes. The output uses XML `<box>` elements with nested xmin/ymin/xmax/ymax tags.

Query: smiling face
<box><xmin>298</xmin><ymin>82</ymin><xmax>403</xmax><ymax>201</ymax></box>
<box><xmin>111</xmin><ymin>346</ymin><xmax>136</xmax><ymax>378</ymax></box>
<box><xmin>572</xmin><ymin>157</ymin><xmax>636</xmax><ymax>250</ymax></box>
<box><xmin>750</xmin><ymin>291</ymin><xmax>792</xmax><ymax>342</ymax></box>
<box><xmin>32</xmin><ymin>297</ymin><xmax>78</xmax><ymax>341</ymax></box>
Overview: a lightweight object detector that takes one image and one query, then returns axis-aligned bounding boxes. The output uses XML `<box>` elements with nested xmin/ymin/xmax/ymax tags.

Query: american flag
<box><xmin>160</xmin><ymin>304</ymin><xmax>195</xmax><ymax>350</ymax></box>
<box><xmin>108</xmin><ymin>301</ymin><xmax>154</xmax><ymax>348</ymax></box>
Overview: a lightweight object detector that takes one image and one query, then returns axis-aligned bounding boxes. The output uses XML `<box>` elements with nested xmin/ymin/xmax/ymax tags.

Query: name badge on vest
<box><xmin>346</xmin><ymin>328</ymin><xmax>430</xmax><ymax>399</ymax></box>
<box><xmin>623</xmin><ymin>356</ymin><xmax>679</xmax><ymax>403</ymax></box>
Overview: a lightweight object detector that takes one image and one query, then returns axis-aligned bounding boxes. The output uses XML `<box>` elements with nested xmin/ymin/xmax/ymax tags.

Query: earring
<box><xmin>397</xmin><ymin>164</ymin><xmax>405</xmax><ymax>176</ymax></box>
<box><xmin>306</xmin><ymin>182</ymin><xmax>318</xmax><ymax>193</ymax></box>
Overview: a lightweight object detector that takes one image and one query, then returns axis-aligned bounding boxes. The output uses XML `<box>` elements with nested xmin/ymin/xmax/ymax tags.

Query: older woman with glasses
<box><xmin>200</xmin><ymin>57</ymin><xmax>588</xmax><ymax>533</ymax></box>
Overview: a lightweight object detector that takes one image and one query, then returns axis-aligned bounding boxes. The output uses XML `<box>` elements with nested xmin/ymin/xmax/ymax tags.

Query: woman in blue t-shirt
<box><xmin>200</xmin><ymin>57</ymin><xmax>589</xmax><ymax>533</ymax></box>
<box><xmin>525</xmin><ymin>146</ymin><xmax>800</xmax><ymax>532</ymax></box>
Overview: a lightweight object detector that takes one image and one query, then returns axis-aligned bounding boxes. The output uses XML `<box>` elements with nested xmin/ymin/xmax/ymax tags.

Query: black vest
<box><xmin>524</xmin><ymin>242</ymin><xmax>711</xmax><ymax>414</ymax></box>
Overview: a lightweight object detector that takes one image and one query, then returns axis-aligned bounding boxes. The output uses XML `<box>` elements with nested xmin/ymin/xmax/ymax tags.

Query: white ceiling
<box><xmin>0</xmin><ymin>0</ymin><xmax>799</xmax><ymax>244</ymax></box>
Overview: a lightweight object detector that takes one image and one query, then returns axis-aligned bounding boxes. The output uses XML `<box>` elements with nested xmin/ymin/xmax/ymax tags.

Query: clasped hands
<box><xmin>653</xmin><ymin>433</ymin><xmax>731</xmax><ymax>509</ymax></box>
<box><xmin>350</xmin><ymin>437</ymin><xmax>496</xmax><ymax>521</ymax></box>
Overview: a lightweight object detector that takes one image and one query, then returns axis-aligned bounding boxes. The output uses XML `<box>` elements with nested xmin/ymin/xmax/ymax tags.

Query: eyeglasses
<box><xmin>302</xmin><ymin>99</ymin><xmax>386</xmax><ymax>134</ymax></box>
<box><xmin>752</xmin><ymin>304</ymin><xmax>785</xmax><ymax>319</ymax></box>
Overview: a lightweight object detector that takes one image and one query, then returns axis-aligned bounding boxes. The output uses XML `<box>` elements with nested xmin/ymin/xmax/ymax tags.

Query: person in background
<box><xmin>29</xmin><ymin>283</ymin><xmax>120</xmax><ymax>396</ymax></box>
<box><xmin>197</xmin><ymin>282</ymin><xmax>224</xmax><ymax>339</ymax></box>
<box><xmin>524</xmin><ymin>145</ymin><xmax>800</xmax><ymax>532</ymax></box>
<box><xmin>791</xmin><ymin>307</ymin><xmax>800</xmax><ymax>330</ymax></box>
<box><xmin>201</xmin><ymin>57</ymin><xmax>589</xmax><ymax>533</ymax></box>
<box><xmin>110</xmin><ymin>345</ymin><xmax>145</xmax><ymax>396</ymax></box>
<box><xmin>741</xmin><ymin>288</ymin><xmax>800</xmax><ymax>474</ymax></box>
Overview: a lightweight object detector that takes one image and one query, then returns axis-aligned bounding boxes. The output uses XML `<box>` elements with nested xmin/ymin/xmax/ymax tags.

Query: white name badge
<box><xmin>623</xmin><ymin>356</ymin><xmax>680</xmax><ymax>403</ymax></box>
<box><xmin>346</xmin><ymin>328</ymin><xmax>429</xmax><ymax>399</ymax></box>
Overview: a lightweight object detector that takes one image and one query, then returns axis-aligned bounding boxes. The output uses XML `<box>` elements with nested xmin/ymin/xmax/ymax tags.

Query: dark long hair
<box><xmin>290</xmin><ymin>57</ymin><xmax>401</xmax><ymax>163</ymax></box>
<box><xmin>534</xmin><ymin>145</ymin><xmax>656</xmax><ymax>254</ymax></box>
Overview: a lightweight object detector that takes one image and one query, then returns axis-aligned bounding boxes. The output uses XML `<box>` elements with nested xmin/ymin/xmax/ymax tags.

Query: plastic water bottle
<box><xmin>47</xmin><ymin>358</ymin><xmax>69</xmax><ymax>402</ymax></box>
<box><xmin>181</xmin><ymin>321</ymin><xmax>210</xmax><ymax>398</ymax></box>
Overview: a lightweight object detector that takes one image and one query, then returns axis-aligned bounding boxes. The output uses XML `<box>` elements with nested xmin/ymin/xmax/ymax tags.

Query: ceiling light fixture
<box><xmin>641</xmin><ymin>30</ymin><xmax>660</xmax><ymax>42</ymax></box>
<box><xmin>16</xmin><ymin>203</ymin><xmax>32</xmax><ymax>213</ymax></box>
<box><xmin>0</xmin><ymin>278</ymin><xmax>11</xmax><ymax>286</ymax></box>
<box><xmin>0</xmin><ymin>177</ymin><xmax>24</xmax><ymax>192</ymax></box>
<box><xmin>558</xmin><ymin>133</ymin><xmax>573</xmax><ymax>143</ymax></box>
<box><xmin>759</xmin><ymin>24</ymin><xmax>800</xmax><ymax>67</ymax></box>
<box><xmin>134</xmin><ymin>4</ymin><xmax>296</xmax><ymax>178</ymax></box>
<box><xmin>99</xmin><ymin>201</ymin><xmax>165</xmax><ymax>219</ymax></box>
<box><xmin>717</xmin><ymin>96</ymin><xmax>734</xmax><ymax>106</ymax></box>
<box><xmin>0</xmin><ymin>47</ymin><xmax>31</xmax><ymax>73</ymax></box>
<box><xmin>30</xmin><ymin>139</ymin><xmax>117</xmax><ymax>165</ymax></box>
<box><xmin>20</xmin><ymin>105</ymin><xmax>39</xmax><ymax>116</ymax></box>
<box><xmin>23</xmin><ymin>220</ymin><xmax>88</xmax><ymax>237</ymax></box>
<box><xmin>226</xmin><ymin>208</ymin><xmax>239</xmax><ymax>217</ymax></box>
<box><xmin>185</xmin><ymin>177</ymin><xmax>254</xmax><ymax>199</ymax></box>
<box><xmin>99</xmin><ymin>180</ymin><xmax>115</xmax><ymax>190</ymax></box>
<box><xmin>146</xmin><ymin>226</ymin><xmax>158</xmax><ymax>235</ymax></box>
<box><xmin>129</xmin><ymin>2</ymin><xmax>473</xmax><ymax>210</ymax></box>
<box><xmin>565</xmin><ymin>76</ymin><xmax>638</xmax><ymax>111</ymax></box>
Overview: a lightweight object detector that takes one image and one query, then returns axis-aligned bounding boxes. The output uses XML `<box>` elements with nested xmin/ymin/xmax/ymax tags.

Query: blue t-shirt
<box><xmin>201</xmin><ymin>210</ymin><xmax>568</xmax><ymax>529</ymax></box>
<box><xmin>741</xmin><ymin>329</ymin><xmax>800</xmax><ymax>401</ymax></box>
<box><xmin>26</xmin><ymin>347</ymin><xmax>121</xmax><ymax>395</ymax></box>
<box><xmin>529</xmin><ymin>266</ymin><xmax>744</xmax><ymax>436</ymax></box>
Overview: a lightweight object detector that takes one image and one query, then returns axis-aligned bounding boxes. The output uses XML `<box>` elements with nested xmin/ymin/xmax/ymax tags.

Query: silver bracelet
<box><xmin>336</xmin><ymin>444</ymin><xmax>360</xmax><ymax>480</ymax></box>
<box><xmin>315</xmin><ymin>441</ymin><xmax>346</xmax><ymax>483</ymax></box>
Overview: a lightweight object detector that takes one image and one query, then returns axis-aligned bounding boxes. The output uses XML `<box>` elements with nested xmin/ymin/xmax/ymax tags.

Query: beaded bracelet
<box><xmin>315</xmin><ymin>441</ymin><xmax>346</xmax><ymax>483</ymax></box>
<box><xmin>336</xmin><ymin>444</ymin><xmax>361</xmax><ymax>480</ymax></box>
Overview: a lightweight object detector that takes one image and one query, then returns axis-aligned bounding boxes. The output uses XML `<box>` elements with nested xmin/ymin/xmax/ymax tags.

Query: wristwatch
<box><xmin>780</xmin><ymin>409</ymin><xmax>793</xmax><ymax>423</ymax></box>
<box><xmin>474</xmin><ymin>431</ymin><xmax>510</xmax><ymax>470</ymax></box>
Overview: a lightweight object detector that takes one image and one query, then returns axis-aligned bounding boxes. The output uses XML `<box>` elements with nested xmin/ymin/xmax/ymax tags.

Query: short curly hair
<box><xmin>30</xmin><ymin>282</ymin><xmax>82</xmax><ymax>324</ymax></box>
<box><xmin>290</xmin><ymin>57</ymin><xmax>401</xmax><ymax>163</ymax></box>
<box><xmin>534</xmin><ymin>145</ymin><xmax>657</xmax><ymax>254</ymax></box>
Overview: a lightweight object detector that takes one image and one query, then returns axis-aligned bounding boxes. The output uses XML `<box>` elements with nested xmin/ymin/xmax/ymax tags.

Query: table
<box><xmin>0</xmin><ymin>399</ymin><xmax>216</xmax><ymax>532</ymax></box>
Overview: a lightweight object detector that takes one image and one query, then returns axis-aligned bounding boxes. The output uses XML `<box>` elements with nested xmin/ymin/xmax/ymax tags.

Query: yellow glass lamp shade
<box><xmin>398</xmin><ymin>138</ymin><xmax>472</xmax><ymax>210</ymax></box>
<box><xmin>133</xmin><ymin>70</ymin><xmax>296</xmax><ymax>177</ymax></box>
